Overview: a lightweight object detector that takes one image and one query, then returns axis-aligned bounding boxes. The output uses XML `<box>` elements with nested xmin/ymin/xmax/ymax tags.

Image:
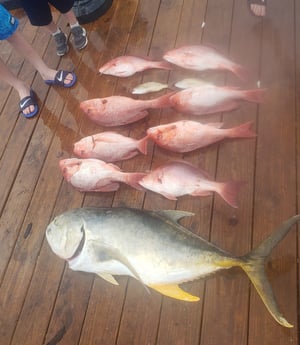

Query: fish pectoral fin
<box><xmin>97</xmin><ymin>273</ymin><xmax>119</xmax><ymax>286</ymax></box>
<box><xmin>149</xmin><ymin>284</ymin><xmax>200</xmax><ymax>302</ymax></box>
<box><xmin>94</xmin><ymin>244</ymin><xmax>149</xmax><ymax>293</ymax></box>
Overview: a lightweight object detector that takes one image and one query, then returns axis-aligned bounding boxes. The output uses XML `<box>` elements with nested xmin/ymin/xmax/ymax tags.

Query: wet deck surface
<box><xmin>0</xmin><ymin>1</ymin><xmax>299</xmax><ymax>344</ymax></box>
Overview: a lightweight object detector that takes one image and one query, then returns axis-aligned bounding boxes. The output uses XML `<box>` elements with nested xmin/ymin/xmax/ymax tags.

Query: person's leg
<box><xmin>6</xmin><ymin>30</ymin><xmax>75</xmax><ymax>84</ymax></box>
<box><xmin>0</xmin><ymin>57</ymin><xmax>37</xmax><ymax>116</ymax></box>
<box><xmin>63</xmin><ymin>8</ymin><xmax>88</xmax><ymax>50</ymax></box>
<box><xmin>21</xmin><ymin>0</ymin><xmax>69</xmax><ymax>56</ymax></box>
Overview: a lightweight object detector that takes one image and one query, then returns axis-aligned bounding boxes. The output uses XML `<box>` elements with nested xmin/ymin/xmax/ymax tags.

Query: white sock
<box><xmin>70</xmin><ymin>22</ymin><xmax>80</xmax><ymax>29</ymax></box>
<box><xmin>51</xmin><ymin>28</ymin><xmax>62</xmax><ymax>36</ymax></box>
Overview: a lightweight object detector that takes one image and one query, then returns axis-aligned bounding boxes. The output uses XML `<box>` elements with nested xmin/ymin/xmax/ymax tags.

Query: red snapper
<box><xmin>163</xmin><ymin>45</ymin><xmax>247</xmax><ymax>80</ymax></box>
<box><xmin>73</xmin><ymin>132</ymin><xmax>148</xmax><ymax>162</ymax></box>
<box><xmin>147</xmin><ymin>120</ymin><xmax>256</xmax><ymax>152</ymax></box>
<box><xmin>99</xmin><ymin>55</ymin><xmax>172</xmax><ymax>77</ymax></box>
<box><xmin>169</xmin><ymin>85</ymin><xmax>265</xmax><ymax>115</ymax></box>
<box><xmin>80</xmin><ymin>93</ymin><xmax>172</xmax><ymax>127</ymax></box>
<box><xmin>139</xmin><ymin>160</ymin><xmax>242</xmax><ymax>208</ymax></box>
<box><xmin>59</xmin><ymin>158</ymin><xmax>146</xmax><ymax>192</ymax></box>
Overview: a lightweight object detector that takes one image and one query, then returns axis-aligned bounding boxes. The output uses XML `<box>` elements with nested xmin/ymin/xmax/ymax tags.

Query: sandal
<box><xmin>247</xmin><ymin>0</ymin><xmax>266</xmax><ymax>17</ymax></box>
<box><xmin>19</xmin><ymin>89</ymin><xmax>39</xmax><ymax>118</ymax></box>
<box><xmin>45</xmin><ymin>70</ymin><xmax>77</xmax><ymax>88</ymax></box>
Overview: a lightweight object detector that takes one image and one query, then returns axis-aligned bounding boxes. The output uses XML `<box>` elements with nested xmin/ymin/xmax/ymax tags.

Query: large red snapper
<box><xmin>163</xmin><ymin>45</ymin><xmax>247</xmax><ymax>80</ymax></box>
<box><xmin>147</xmin><ymin>120</ymin><xmax>256</xmax><ymax>152</ymax></box>
<box><xmin>80</xmin><ymin>93</ymin><xmax>172</xmax><ymax>127</ymax></box>
<box><xmin>169</xmin><ymin>85</ymin><xmax>265</xmax><ymax>115</ymax></box>
<box><xmin>59</xmin><ymin>158</ymin><xmax>146</xmax><ymax>192</ymax></box>
<box><xmin>73</xmin><ymin>132</ymin><xmax>148</xmax><ymax>162</ymax></box>
<box><xmin>99</xmin><ymin>55</ymin><xmax>172</xmax><ymax>77</ymax></box>
<box><xmin>139</xmin><ymin>160</ymin><xmax>242</xmax><ymax>208</ymax></box>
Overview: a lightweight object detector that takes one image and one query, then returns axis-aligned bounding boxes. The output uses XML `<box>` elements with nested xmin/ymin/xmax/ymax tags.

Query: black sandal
<box><xmin>19</xmin><ymin>89</ymin><xmax>39</xmax><ymax>118</ymax></box>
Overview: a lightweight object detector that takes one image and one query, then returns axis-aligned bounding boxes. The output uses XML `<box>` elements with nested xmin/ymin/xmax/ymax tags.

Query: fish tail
<box><xmin>216</xmin><ymin>181</ymin><xmax>244</xmax><ymax>208</ymax></box>
<box><xmin>227</xmin><ymin>121</ymin><xmax>257</xmax><ymax>139</ymax></box>
<box><xmin>138</xmin><ymin>136</ymin><xmax>149</xmax><ymax>155</ymax></box>
<box><xmin>125</xmin><ymin>173</ymin><xmax>147</xmax><ymax>191</ymax></box>
<box><xmin>155</xmin><ymin>61</ymin><xmax>173</xmax><ymax>71</ymax></box>
<box><xmin>151</xmin><ymin>92</ymin><xmax>174</xmax><ymax>109</ymax></box>
<box><xmin>242</xmin><ymin>88</ymin><xmax>266</xmax><ymax>104</ymax></box>
<box><xmin>229</xmin><ymin>63</ymin><xmax>249</xmax><ymax>81</ymax></box>
<box><xmin>237</xmin><ymin>215</ymin><xmax>300</xmax><ymax>327</ymax></box>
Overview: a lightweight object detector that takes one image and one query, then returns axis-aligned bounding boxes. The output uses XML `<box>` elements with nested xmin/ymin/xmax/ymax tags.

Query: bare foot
<box><xmin>250</xmin><ymin>3</ymin><xmax>266</xmax><ymax>17</ymax></box>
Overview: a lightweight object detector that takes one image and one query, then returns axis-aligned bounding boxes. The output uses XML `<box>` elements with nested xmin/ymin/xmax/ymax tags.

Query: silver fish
<box><xmin>174</xmin><ymin>78</ymin><xmax>213</xmax><ymax>89</ymax></box>
<box><xmin>46</xmin><ymin>207</ymin><xmax>300</xmax><ymax>328</ymax></box>
<box><xmin>132</xmin><ymin>82</ymin><xmax>169</xmax><ymax>95</ymax></box>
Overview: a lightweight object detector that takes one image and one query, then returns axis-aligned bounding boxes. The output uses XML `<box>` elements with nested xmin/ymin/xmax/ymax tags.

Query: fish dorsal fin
<box><xmin>149</xmin><ymin>284</ymin><xmax>200</xmax><ymax>302</ymax></box>
<box><xmin>155</xmin><ymin>210</ymin><xmax>194</xmax><ymax>223</ymax></box>
<box><xmin>97</xmin><ymin>273</ymin><xmax>119</xmax><ymax>286</ymax></box>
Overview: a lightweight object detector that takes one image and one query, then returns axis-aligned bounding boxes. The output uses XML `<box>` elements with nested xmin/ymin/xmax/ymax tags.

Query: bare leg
<box><xmin>0</xmin><ymin>58</ymin><xmax>35</xmax><ymax>115</ymax></box>
<box><xmin>62</xmin><ymin>9</ymin><xmax>79</xmax><ymax>26</ymax></box>
<box><xmin>7</xmin><ymin>29</ymin><xmax>74</xmax><ymax>84</ymax></box>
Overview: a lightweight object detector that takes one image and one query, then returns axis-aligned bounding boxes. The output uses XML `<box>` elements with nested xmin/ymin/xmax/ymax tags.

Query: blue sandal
<box><xmin>19</xmin><ymin>90</ymin><xmax>39</xmax><ymax>118</ymax></box>
<box><xmin>45</xmin><ymin>70</ymin><xmax>77</xmax><ymax>88</ymax></box>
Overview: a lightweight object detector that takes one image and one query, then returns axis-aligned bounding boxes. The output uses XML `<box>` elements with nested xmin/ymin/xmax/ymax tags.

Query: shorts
<box><xmin>0</xmin><ymin>4</ymin><xmax>19</xmax><ymax>40</ymax></box>
<box><xmin>21</xmin><ymin>0</ymin><xmax>75</xmax><ymax>26</ymax></box>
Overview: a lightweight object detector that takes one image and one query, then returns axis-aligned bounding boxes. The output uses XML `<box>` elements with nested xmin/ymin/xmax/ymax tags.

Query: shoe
<box><xmin>70</xmin><ymin>26</ymin><xmax>88</xmax><ymax>50</ymax></box>
<box><xmin>53</xmin><ymin>30</ymin><xmax>69</xmax><ymax>56</ymax></box>
<box><xmin>45</xmin><ymin>70</ymin><xmax>77</xmax><ymax>88</ymax></box>
<box><xmin>19</xmin><ymin>89</ymin><xmax>39</xmax><ymax>118</ymax></box>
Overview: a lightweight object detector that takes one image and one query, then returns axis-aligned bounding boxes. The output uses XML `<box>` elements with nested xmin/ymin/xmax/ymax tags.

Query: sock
<box><xmin>51</xmin><ymin>28</ymin><xmax>62</xmax><ymax>36</ymax></box>
<box><xmin>70</xmin><ymin>22</ymin><xmax>80</xmax><ymax>29</ymax></box>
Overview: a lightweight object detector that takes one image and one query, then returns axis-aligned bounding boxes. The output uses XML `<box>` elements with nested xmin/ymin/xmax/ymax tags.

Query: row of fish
<box><xmin>59</xmin><ymin>159</ymin><xmax>241</xmax><ymax>208</ymax></box>
<box><xmin>99</xmin><ymin>45</ymin><xmax>247</xmax><ymax>79</ymax></box>
<box><xmin>74</xmin><ymin>120</ymin><xmax>256</xmax><ymax>161</ymax></box>
<box><xmin>80</xmin><ymin>85</ymin><xmax>265</xmax><ymax>127</ymax></box>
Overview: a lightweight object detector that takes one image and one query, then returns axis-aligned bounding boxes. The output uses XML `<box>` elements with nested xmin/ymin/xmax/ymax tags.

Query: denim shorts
<box><xmin>0</xmin><ymin>4</ymin><xmax>19</xmax><ymax>40</ymax></box>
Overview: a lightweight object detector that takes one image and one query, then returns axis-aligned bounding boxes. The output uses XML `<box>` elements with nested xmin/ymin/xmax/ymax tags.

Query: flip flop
<box><xmin>45</xmin><ymin>70</ymin><xmax>77</xmax><ymax>88</ymax></box>
<box><xmin>19</xmin><ymin>89</ymin><xmax>39</xmax><ymax>118</ymax></box>
<box><xmin>247</xmin><ymin>0</ymin><xmax>266</xmax><ymax>16</ymax></box>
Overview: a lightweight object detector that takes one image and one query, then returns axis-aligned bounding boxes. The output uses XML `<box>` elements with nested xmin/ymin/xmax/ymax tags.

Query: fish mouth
<box><xmin>67</xmin><ymin>225</ymin><xmax>86</xmax><ymax>261</ymax></box>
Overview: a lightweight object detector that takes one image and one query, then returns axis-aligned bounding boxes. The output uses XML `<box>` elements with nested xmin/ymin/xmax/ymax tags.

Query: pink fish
<box><xmin>59</xmin><ymin>158</ymin><xmax>146</xmax><ymax>192</ymax></box>
<box><xmin>73</xmin><ymin>132</ymin><xmax>148</xmax><ymax>162</ymax></box>
<box><xmin>163</xmin><ymin>45</ymin><xmax>247</xmax><ymax>80</ymax></box>
<box><xmin>99</xmin><ymin>55</ymin><xmax>172</xmax><ymax>77</ymax></box>
<box><xmin>169</xmin><ymin>85</ymin><xmax>265</xmax><ymax>115</ymax></box>
<box><xmin>147</xmin><ymin>120</ymin><xmax>256</xmax><ymax>152</ymax></box>
<box><xmin>80</xmin><ymin>93</ymin><xmax>172</xmax><ymax>127</ymax></box>
<box><xmin>139</xmin><ymin>160</ymin><xmax>242</xmax><ymax>207</ymax></box>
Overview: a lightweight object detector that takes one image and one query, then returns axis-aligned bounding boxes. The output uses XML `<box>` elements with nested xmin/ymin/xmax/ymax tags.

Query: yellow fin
<box><xmin>97</xmin><ymin>273</ymin><xmax>119</xmax><ymax>286</ymax></box>
<box><xmin>149</xmin><ymin>284</ymin><xmax>199</xmax><ymax>302</ymax></box>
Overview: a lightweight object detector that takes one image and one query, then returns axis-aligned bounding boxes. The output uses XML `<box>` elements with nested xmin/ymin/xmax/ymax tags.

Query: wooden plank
<box><xmin>248</xmin><ymin>0</ymin><xmax>298</xmax><ymax>343</ymax></box>
<box><xmin>199</xmin><ymin>0</ymin><xmax>263</xmax><ymax>344</ymax></box>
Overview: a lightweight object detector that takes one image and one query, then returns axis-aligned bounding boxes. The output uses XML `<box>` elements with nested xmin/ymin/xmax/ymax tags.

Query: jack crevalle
<box><xmin>46</xmin><ymin>207</ymin><xmax>300</xmax><ymax>328</ymax></box>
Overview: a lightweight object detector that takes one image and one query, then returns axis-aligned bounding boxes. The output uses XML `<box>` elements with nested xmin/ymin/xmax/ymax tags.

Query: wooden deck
<box><xmin>0</xmin><ymin>0</ymin><xmax>299</xmax><ymax>344</ymax></box>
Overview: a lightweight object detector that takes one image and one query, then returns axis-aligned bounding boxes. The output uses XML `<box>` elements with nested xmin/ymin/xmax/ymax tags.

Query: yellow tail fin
<box><xmin>239</xmin><ymin>214</ymin><xmax>300</xmax><ymax>327</ymax></box>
